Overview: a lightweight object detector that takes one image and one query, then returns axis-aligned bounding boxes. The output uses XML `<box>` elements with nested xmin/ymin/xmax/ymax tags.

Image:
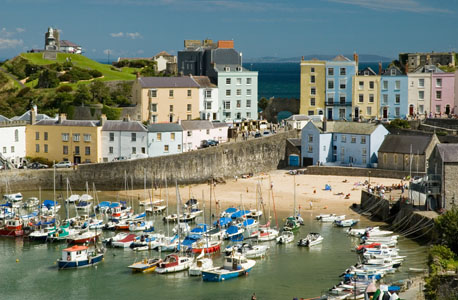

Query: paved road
<box><xmin>0</xmin><ymin>66</ymin><xmax>25</xmax><ymax>88</ymax></box>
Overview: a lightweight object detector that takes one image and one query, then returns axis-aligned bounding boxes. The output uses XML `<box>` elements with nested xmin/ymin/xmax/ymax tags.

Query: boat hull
<box><xmin>0</xmin><ymin>229</ymin><xmax>23</xmax><ymax>237</ymax></box>
<box><xmin>202</xmin><ymin>266</ymin><xmax>253</xmax><ymax>282</ymax></box>
<box><xmin>57</xmin><ymin>254</ymin><xmax>104</xmax><ymax>269</ymax></box>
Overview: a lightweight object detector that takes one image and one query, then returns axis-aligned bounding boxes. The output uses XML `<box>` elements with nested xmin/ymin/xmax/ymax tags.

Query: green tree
<box><xmin>435</xmin><ymin>208</ymin><xmax>458</xmax><ymax>253</ymax></box>
<box><xmin>110</xmin><ymin>81</ymin><xmax>132</xmax><ymax>106</ymax></box>
<box><xmin>89</xmin><ymin>80</ymin><xmax>111</xmax><ymax>104</ymax></box>
<box><xmin>36</xmin><ymin>69</ymin><xmax>59</xmax><ymax>89</ymax></box>
<box><xmin>259</xmin><ymin>97</ymin><xmax>269</xmax><ymax>110</ymax></box>
<box><xmin>102</xmin><ymin>105</ymin><xmax>121</xmax><ymax>120</ymax></box>
<box><xmin>389</xmin><ymin>118</ymin><xmax>410</xmax><ymax>129</ymax></box>
<box><xmin>74</xmin><ymin>84</ymin><xmax>92</xmax><ymax>106</ymax></box>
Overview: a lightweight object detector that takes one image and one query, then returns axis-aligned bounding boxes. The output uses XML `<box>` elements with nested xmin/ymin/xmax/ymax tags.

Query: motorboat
<box><xmin>282</xmin><ymin>217</ymin><xmax>300</xmax><ymax>231</ymax></box>
<box><xmin>128</xmin><ymin>220</ymin><xmax>154</xmax><ymax>232</ymax></box>
<box><xmin>202</xmin><ymin>252</ymin><xmax>256</xmax><ymax>282</ymax></box>
<box><xmin>155</xmin><ymin>254</ymin><xmax>193</xmax><ymax>274</ymax></box>
<box><xmin>225</xmin><ymin>243</ymin><xmax>269</xmax><ymax>259</ymax></box>
<box><xmin>320</xmin><ymin>214</ymin><xmax>345</xmax><ymax>223</ymax></box>
<box><xmin>334</xmin><ymin>219</ymin><xmax>359</xmax><ymax>227</ymax></box>
<box><xmin>111</xmin><ymin>233</ymin><xmax>137</xmax><ymax>248</ymax></box>
<box><xmin>3</xmin><ymin>193</ymin><xmax>23</xmax><ymax>202</ymax></box>
<box><xmin>57</xmin><ymin>245</ymin><xmax>104</xmax><ymax>269</ymax></box>
<box><xmin>67</xmin><ymin>230</ymin><xmax>101</xmax><ymax>244</ymax></box>
<box><xmin>255</xmin><ymin>227</ymin><xmax>279</xmax><ymax>242</ymax></box>
<box><xmin>65</xmin><ymin>194</ymin><xmax>80</xmax><ymax>203</ymax></box>
<box><xmin>297</xmin><ymin>233</ymin><xmax>323</xmax><ymax>247</ymax></box>
<box><xmin>189</xmin><ymin>251</ymin><xmax>213</xmax><ymax>276</ymax></box>
<box><xmin>23</xmin><ymin>197</ymin><xmax>39</xmax><ymax>208</ymax></box>
<box><xmin>128</xmin><ymin>258</ymin><xmax>162</xmax><ymax>273</ymax></box>
<box><xmin>0</xmin><ymin>218</ymin><xmax>24</xmax><ymax>237</ymax></box>
<box><xmin>276</xmin><ymin>231</ymin><xmax>294</xmax><ymax>244</ymax></box>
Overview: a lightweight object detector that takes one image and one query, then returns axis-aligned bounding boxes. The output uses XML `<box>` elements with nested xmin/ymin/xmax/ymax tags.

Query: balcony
<box><xmin>325</xmin><ymin>101</ymin><xmax>352</xmax><ymax>106</ymax></box>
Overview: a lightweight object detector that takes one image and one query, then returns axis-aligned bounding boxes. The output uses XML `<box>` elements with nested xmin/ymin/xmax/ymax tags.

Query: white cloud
<box><xmin>0</xmin><ymin>38</ymin><xmax>23</xmax><ymax>49</ymax></box>
<box><xmin>1</xmin><ymin>28</ymin><xmax>14</xmax><ymax>37</ymax></box>
<box><xmin>110</xmin><ymin>32</ymin><xmax>124</xmax><ymax>37</ymax></box>
<box><xmin>103</xmin><ymin>49</ymin><xmax>114</xmax><ymax>55</ymax></box>
<box><xmin>327</xmin><ymin>0</ymin><xmax>451</xmax><ymax>13</ymax></box>
<box><xmin>126</xmin><ymin>32</ymin><xmax>142</xmax><ymax>39</ymax></box>
<box><xmin>16</xmin><ymin>27</ymin><xmax>25</xmax><ymax>33</ymax></box>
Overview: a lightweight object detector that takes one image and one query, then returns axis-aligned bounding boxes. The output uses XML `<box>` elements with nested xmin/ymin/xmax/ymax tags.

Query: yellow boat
<box><xmin>128</xmin><ymin>258</ymin><xmax>162</xmax><ymax>273</ymax></box>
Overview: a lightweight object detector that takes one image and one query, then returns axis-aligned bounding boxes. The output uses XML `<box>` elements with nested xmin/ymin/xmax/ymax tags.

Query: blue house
<box><xmin>325</xmin><ymin>55</ymin><xmax>357</xmax><ymax>121</ymax></box>
<box><xmin>147</xmin><ymin>123</ymin><xmax>183</xmax><ymax>157</ymax></box>
<box><xmin>301</xmin><ymin>121</ymin><xmax>389</xmax><ymax>167</ymax></box>
<box><xmin>380</xmin><ymin>65</ymin><xmax>408</xmax><ymax>120</ymax></box>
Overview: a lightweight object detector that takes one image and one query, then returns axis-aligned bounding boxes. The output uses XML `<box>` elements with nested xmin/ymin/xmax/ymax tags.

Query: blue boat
<box><xmin>57</xmin><ymin>245</ymin><xmax>104</xmax><ymax>269</ymax></box>
<box><xmin>202</xmin><ymin>253</ymin><xmax>256</xmax><ymax>282</ymax></box>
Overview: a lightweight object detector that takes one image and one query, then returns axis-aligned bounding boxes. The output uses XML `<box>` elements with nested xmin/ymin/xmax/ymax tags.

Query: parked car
<box><xmin>29</xmin><ymin>162</ymin><xmax>48</xmax><ymax>169</ymax></box>
<box><xmin>200</xmin><ymin>140</ymin><xmax>209</xmax><ymax>148</ymax></box>
<box><xmin>54</xmin><ymin>161</ymin><xmax>72</xmax><ymax>168</ymax></box>
<box><xmin>207</xmin><ymin>139</ymin><xmax>219</xmax><ymax>147</ymax></box>
<box><xmin>113</xmin><ymin>156</ymin><xmax>128</xmax><ymax>162</ymax></box>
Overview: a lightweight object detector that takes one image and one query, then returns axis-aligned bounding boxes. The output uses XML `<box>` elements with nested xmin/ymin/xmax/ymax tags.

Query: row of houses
<box><xmin>0</xmin><ymin>107</ymin><xmax>228</xmax><ymax>167</ymax></box>
<box><xmin>300</xmin><ymin>54</ymin><xmax>458</xmax><ymax>121</ymax></box>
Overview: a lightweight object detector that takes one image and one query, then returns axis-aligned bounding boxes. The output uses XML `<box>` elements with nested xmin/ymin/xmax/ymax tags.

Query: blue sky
<box><xmin>0</xmin><ymin>0</ymin><xmax>457</xmax><ymax>60</ymax></box>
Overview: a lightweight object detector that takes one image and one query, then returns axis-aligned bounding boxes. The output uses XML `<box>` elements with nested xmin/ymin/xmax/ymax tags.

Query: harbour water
<box><xmin>0</xmin><ymin>190</ymin><xmax>427</xmax><ymax>299</ymax></box>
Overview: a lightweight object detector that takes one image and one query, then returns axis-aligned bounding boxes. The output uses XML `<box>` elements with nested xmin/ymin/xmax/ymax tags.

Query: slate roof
<box><xmin>180</xmin><ymin>120</ymin><xmax>213</xmax><ymax>130</ymax></box>
<box><xmin>0</xmin><ymin>115</ymin><xmax>11</xmax><ymax>122</ymax></box>
<box><xmin>378</xmin><ymin>135</ymin><xmax>434</xmax><ymax>154</ymax></box>
<box><xmin>332</xmin><ymin>55</ymin><xmax>351</xmax><ymax>62</ymax></box>
<box><xmin>154</xmin><ymin>51</ymin><xmax>173</xmax><ymax>57</ymax></box>
<box><xmin>192</xmin><ymin>76</ymin><xmax>216</xmax><ymax>88</ymax></box>
<box><xmin>147</xmin><ymin>123</ymin><xmax>183</xmax><ymax>132</ymax></box>
<box><xmin>437</xmin><ymin>144</ymin><xmax>458</xmax><ymax>163</ymax></box>
<box><xmin>287</xmin><ymin>138</ymin><xmax>302</xmax><ymax>147</ymax></box>
<box><xmin>213</xmin><ymin>64</ymin><xmax>251</xmax><ymax>72</ymax></box>
<box><xmin>102</xmin><ymin>120</ymin><xmax>146</xmax><ymax>132</ymax></box>
<box><xmin>60</xmin><ymin>40</ymin><xmax>80</xmax><ymax>47</ymax></box>
<box><xmin>413</xmin><ymin>65</ymin><xmax>445</xmax><ymax>74</ymax></box>
<box><xmin>358</xmin><ymin>67</ymin><xmax>377</xmax><ymax>76</ymax></box>
<box><xmin>12</xmin><ymin>111</ymin><xmax>55</xmax><ymax>122</ymax></box>
<box><xmin>382</xmin><ymin>65</ymin><xmax>404</xmax><ymax>76</ymax></box>
<box><xmin>285</xmin><ymin>114</ymin><xmax>310</xmax><ymax>121</ymax></box>
<box><xmin>212</xmin><ymin>122</ymin><xmax>228</xmax><ymax>128</ymax></box>
<box><xmin>138</xmin><ymin>76</ymin><xmax>200</xmax><ymax>88</ymax></box>
<box><xmin>315</xmin><ymin>121</ymin><xmax>381</xmax><ymax>135</ymax></box>
<box><xmin>34</xmin><ymin>119</ymin><xmax>100</xmax><ymax>127</ymax></box>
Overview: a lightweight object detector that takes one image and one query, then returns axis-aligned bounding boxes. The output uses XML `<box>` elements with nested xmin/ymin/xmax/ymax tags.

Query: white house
<box><xmin>101</xmin><ymin>118</ymin><xmax>147</xmax><ymax>162</ymax></box>
<box><xmin>193</xmin><ymin>76</ymin><xmax>219</xmax><ymax>121</ymax></box>
<box><xmin>60</xmin><ymin>40</ymin><xmax>82</xmax><ymax>54</ymax></box>
<box><xmin>147</xmin><ymin>123</ymin><xmax>183</xmax><ymax>157</ymax></box>
<box><xmin>181</xmin><ymin>120</ymin><xmax>228</xmax><ymax>151</ymax></box>
<box><xmin>153</xmin><ymin>51</ymin><xmax>176</xmax><ymax>72</ymax></box>
<box><xmin>301</xmin><ymin>121</ymin><xmax>389</xmax><ymax>168</ymax></box>
<box><xmin>0</xmin><ymin>117</ymin><xmax>27</xmax><ymax>168</ymax></box>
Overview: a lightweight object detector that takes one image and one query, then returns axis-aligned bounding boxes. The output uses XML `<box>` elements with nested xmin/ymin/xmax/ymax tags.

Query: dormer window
<box><xmin>364</xmin><ymin>70</ymin><xmax>369</xmax><ymax>76</ymax></box>
<box><xmin>390</xmin><ymin>69</ymin><xmax>396</xmax><ymax>76</ymax></box>
<box><xmin>236</xmin><ymin>66</ymin><xmax>242</xmax><ymax>71</ymax></box>
<box><xmin>224</xmin><ymin>66</ymin><xmax>230</xmax><ymax>72</ymax></box>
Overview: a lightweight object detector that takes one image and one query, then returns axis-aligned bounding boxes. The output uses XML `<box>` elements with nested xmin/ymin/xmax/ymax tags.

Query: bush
<box><xmin>56</xmin><ymin>85</ymin><xmax>73</xmax><ymax>93</ymax></box>
<box><xmin>102</xmin><ymin>104</ymin><xmax>121</xmax><ymax>120</ymax></box>
<box><xmin>16</xmin><ymin>87</ymin><xmax>31</xmax><ymax>97</ymax></box>
<box><xmin>389</xmin><ymin>119</ymin><xmax>410</xmax><ymax>129</ymax></box>
<box><xmin>88</xmin><ymin>69</ymin><xmax>103</xmax><ymax>78</ymax></box>
<box><xmin>62</xmin><ymin>61</ymin><xmax>73</xmax><ymax>70</ymax></box>
<box><xmin>36</xmin><ymin>69</ymin><xmax>59</xmax><ymax>88</ymax></box>
<box><xmin>435</xmin><ymin>208</ymin><xmax>458</xmax><ymax>253</ymax></box>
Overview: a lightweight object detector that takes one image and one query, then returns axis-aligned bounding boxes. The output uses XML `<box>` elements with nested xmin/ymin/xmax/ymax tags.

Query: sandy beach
<box><xmin>109</xmin><ymin>170</ymin><xmax>404</xmax><ymax>217</ymax></box>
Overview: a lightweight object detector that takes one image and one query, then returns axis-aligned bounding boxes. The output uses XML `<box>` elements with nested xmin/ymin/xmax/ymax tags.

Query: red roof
<box><xmin>63</xmin><ymin>245</ymin><xmax>88</xmax><ymax>252</ymax></box>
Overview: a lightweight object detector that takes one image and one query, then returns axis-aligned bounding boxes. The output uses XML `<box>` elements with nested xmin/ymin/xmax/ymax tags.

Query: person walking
<box><xmin>309</xmin><ymin>200</ymin><xmax>313</xmax><ymax>210</ymax></box>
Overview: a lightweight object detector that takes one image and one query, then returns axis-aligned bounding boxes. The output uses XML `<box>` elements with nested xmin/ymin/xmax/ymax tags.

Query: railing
<box><xmin>325</xmin><ymin>102</ymin><xmax>352</xmax><ymax>106</ymax></box>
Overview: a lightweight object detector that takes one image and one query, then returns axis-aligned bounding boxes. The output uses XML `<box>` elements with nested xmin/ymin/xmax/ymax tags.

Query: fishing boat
<box><xmin>202</xmin><ymin>252</ymin><xmax>256</xmax><ymax>282</ymax></box>
<box><xmin>57</xmin><ymin>245</ymin><xmax>104</xmax><ymax>270</ymax></box>
<box><xmin>0</xmin><ymin>218</ymin><xmax>24</xmax><ymax>237</ymax></box>
<box><xmin>155</xmin><ymin>254</ymin><xmax>193</xmax><ymax>274</ymax></box>
<box><xmin>28</xmin><ymin>223</ymin><xmax>57</xmax><ymax>242</ymax></box>
<box><xmin>128</xmin><ymin>258</ymin><xmax>162</xmax><ymax>273</ymax></box>
<box><xmin>334</xmin><ymin>219</ymin><xmax>359</xmax><ymax>227</ymax></box>
<box><xmin>297</xmin><ymin>233</ymin><xmax>323</xmax><ymax>247</ymax></box>
<box><xmin>276</xmin><ymin>231</ymin><xmax>294</xmax><ymax>244</ymax></box>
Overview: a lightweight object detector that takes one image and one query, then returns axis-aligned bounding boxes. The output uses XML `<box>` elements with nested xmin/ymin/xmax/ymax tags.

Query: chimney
<box><xmin>136</xmin><ymin>72</ymin><xmax>140</xmax><ymax>79</ymax></box>
<box><xmin>33</xmin><ymin>104</ymin><xmax>38</xmax><ymax>116</ymax></box>
<box><xmin>58</xmin><ymin>113</ymin><xmax>66</xmax><ymax>124</ymax></box>
<box><xmin>30</xmin><ymin>108</ymin><xmax>36</xmax><ymax>125</ymax></box>
<box><xmin>301</xmin><ymin>56</ymin><xmax>304</xmax><ymax>61</ymax></box>
<box><xmin>123</xmin><ymin>115</ymin><xmax>131</xmax><ymax>122</ymax></box>
<box><xmin>378</xmin><ymin>62</ymin><xmax>382</xmax><ymax>75</ymax></box>
<box><xmin>100</xmin><ymin>114</ymin><xmax>107</xmax><ymax>126</ymax></box>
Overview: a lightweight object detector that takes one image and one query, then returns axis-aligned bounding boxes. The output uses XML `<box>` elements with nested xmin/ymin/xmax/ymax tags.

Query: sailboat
<box><xmin>253</xmin><ymin>179</ymin><xmax>278</xmax><ymax>242</ymax></box>
<box><xmin>283</xmin><ymin>174</ymin><xmax>302</xmax><ymax>231</ymax></box>
<box><xmin>155</xmin><ymin>176</ymin><xmax>179</xmax><ymax>251</ymax></box>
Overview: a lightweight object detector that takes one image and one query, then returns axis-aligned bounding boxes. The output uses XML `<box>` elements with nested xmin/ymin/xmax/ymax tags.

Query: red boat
<box><xmin>0</xmin><ymin>218</ymin><xmax>24</xmax><ymax>237</ymax></box>
<box><xmin>192</xmin><ymin>240</ymin><xmax>221</xmax><ymax>254</ymax></box>
<box><xmin>68</xmin><ymin>231</ymin><xmax>101</xmax><ymax>244</ymax></box>
<box><xmin>356</xmin><ymin>242</ymin><xmax>381</xmax><ymax>252</ymax></box>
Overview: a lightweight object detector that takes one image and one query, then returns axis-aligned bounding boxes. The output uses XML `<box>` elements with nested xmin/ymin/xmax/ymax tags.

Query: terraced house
<box><xmin>26</xmin><ymin>114</ymin><xmax>102</xmax><ymax>164</ymax></box>
<box><xmin>325</xmin><ymin>55</ymin><xmax>357</xmax><ymax>120</ymax></box>
<box><xmin>380</xmin><ymin>65</ymin><xmax>408</xmax><ymax>120</ymax></box>
<box><xmin>352</xmin><ymin>67</ymin><xmax>380</xmax><ymax>120</ymax></box>
<box><xmin>407</xmin><ymin>65</ymin><xmax>436</xmax><ymax>117</ymax></box>
<box><xmin>299</xmin><ymin>58</ymin><xmax>326</xmax><ymax>116</ymax></box>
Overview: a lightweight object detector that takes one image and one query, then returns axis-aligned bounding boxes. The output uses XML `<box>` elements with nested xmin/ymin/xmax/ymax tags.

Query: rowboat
<box><xmin>128</xmin><ymin>258</ymin><xmax>162</xmax><ymax>273</ymax></box>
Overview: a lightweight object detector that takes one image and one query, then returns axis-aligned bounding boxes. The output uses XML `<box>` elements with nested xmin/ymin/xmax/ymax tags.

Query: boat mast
<box><xmin>175</xmin><ymin>181</ymin><xmax>181</xmax><ymax>253</ymax></box>
<box><xmin>209</xmin><ymin>180</ymin><xmax>212</xmax><ymax>228</ymax></box>
<box><xmin>270</xmin><ymin>176</ymin><xmax>278</xmax><ymax>230</ymax></box>
<box><xmin>53</xmin><ymin>161</ymin><xmax>56</xmax><ymax>217</ymax></box>
<box><xmin>65</xmin><ymin>178</ymin><xmax>69</xmax><ymax>221</ymax></box>
<box><xmin>293</xmin><ymin>174</ymin><xmax>297</xmax><ymax>217</ymax></box>
<box><xmin>165</xmin><ymin>176</ymin><xmax>170</xmax><ymax>237</ymax></box>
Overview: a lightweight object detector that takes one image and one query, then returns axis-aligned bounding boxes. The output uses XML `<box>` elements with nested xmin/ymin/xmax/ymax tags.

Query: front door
<box><xmin>383</xmin><ymin>107</ymin><xmax>388</xmax><ymax>119</ymax></box>
<box><xmin>73</xmin><ymin>156</ymin><xmax>81</xmax><ymax>164</ymax></box>
<box><xmin>409</xmin><ymin>105</ymin><xmax>414</xmax><ymax>116</ymax></box>
<box><xmin>446</xmin><ymin>105</ymin><xmax>450</xmax><ymax>115</ymax></box>
<box><xmin>327</xmin><ymin>108</ymin><xmax>333</xmax><ymax>120</ymax></box>
<box><xmin>354</xmin><ymin>107</ymin><xmax>359</xmax><ymax>119</ymax></box>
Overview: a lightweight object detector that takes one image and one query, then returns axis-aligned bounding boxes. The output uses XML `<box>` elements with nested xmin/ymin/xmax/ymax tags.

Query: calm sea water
<box><xmin>0</xmin><ymin>190</ymin><xmax>427</xmax><ymax>300</ymax></box>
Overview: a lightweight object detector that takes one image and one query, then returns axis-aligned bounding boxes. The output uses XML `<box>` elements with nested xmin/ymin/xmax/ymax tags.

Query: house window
<box><xmin>328</xmin><ymin>80</ymin><xmax>334</xmax><ymax>89</ymax></box>
<box><xmin>3</xmin><ymin>147</ymin><xmax>7</xmax><ymax>153</ymax></box>
<box><xmin>35</xmin><ymin>132</ymin><xmax>39</xmax><ymax>140</ymax></box>
<box><xmin>395</xmin><ymin>94</ymin><xmax>400</xmax><ymax>104</ymax></box>
<box><xmin>226</xmin><ymin>89</ymin><xmax>231</xmax><ymax>96</ymax></box>
<box><xmin>224</xmin><ymin>101</ymin><xmax>231</xmax><ymax>109</ymax></box>
<box><xmin>339</xmin><ymin>94</ymin><xmax>346</xmax><ymax>104</ymax></box>
<box><xmin>362</xmin><ymin>148</ymin><xmax>367</xmax><ymax>155</ymax></box>
<box><xmin>308</xmin><ymin>145</ymin><xmax>313</xmax><ymax>153</ymax></box>
<box><xmin>62</xmin><ymin>133</ymin><xmax>69</xmax><ymax>142</ymax></box>
<box><xmin>341</xmin><ymin>135</ymin><xmax>346</xmax><ymax>143</ymax></box>
<box><xmin>63</xmin><ymin>146</ymin><xmax>68</xmax><ymax>154</ymax></box>
<box><xmin>366</xmin><ymin>106</ymin><xmax>372</xmax><ymax>115</ymax></box>
<box><xmin>108</xmin><ymin>146</ymin><xmax>113</xmax><ymax>154</ymax></box>
<box><xmin>383</xmin><ymin>81</ymin><xmax>388</xmax><ymax>90</ymax></box>
<box><xmin>151</xmin><ymin>115</ymin><xmax>157</xmax><ymax>123</ymax></box>
<box><xmin>351</xmin><ymin>136</ymin><xmax>356</xmax><ymax>143</ymax></box>
<box><xmin>383</xmin><ymin>94</ymin><xmax>388</xmax><ymax>104</ymax></box>
<box><xmin>436</xmin><ymin>105</ymin><xmax>441</xmax><ymax>113</ymax></box>
<box><xmin>327</xmin><ymin>94</ymin><xmax>334</xmax><ymax>104</ymax></box>
<box><xmin>187</xmin><ymin>90</ymin><xmax>192</xmax><ymax>97</ymax></box>
<box><xmin>164</xmin><ymin>145</ymin><xmax>169</xmax><ymax>152</ymax></box>
<box><xmin>169</xmin><ymin>105</ymin><xmax>173</xmax><ymax>112</ymax></box>
<box><xmin>157</xmin><ymin>133</ymin><xmax>162</xmax><ymax>141</ymax></box>
<box><xmin>340</xmin><ymin>68</ymin><xmax>346</xmax><ymax>75</ymax></box>
<box><xmin>358</xmin><ymin>81</ymin><xmax>364</xmax><ymax>90</ymax></box>
<box><xmin>226</xmin><ymin>78</ymin><xmax>231</xmax><ymax>84</ymax></box>
<box><xmin>44</xmin><ymin>144</ymin><xmax>48</xmax><ymax>153</ymax></box>
<box><xmin>131</xmin><ymin>133</ymin><xmax>136</xmax><ymax>142</ymax></box>
<box><xmin>436</xmin><ymin>78</ymin><xmax>442</xmax><ymax>87</ymax></box>
<box><xmin>177</xmin><ymin>144</ymin><xmax>181</xmax><ymax>151</ymax></box>
<box><xmin>73</xmin><ymin>134</ymin><xmax>80</xmax><ymax>142</ymax></box>
<box><xmin>310</xmin><ymin>75</ymin><xmax>315</xmax><ymax>83</ymax></box>
<box><xmin>246</xmin><ymin>78</ymin><xmax>252</xmax><ymax>85</ymax></box>
<box><xmin>85</xmin><ymin>147</ymin><xmax>90</xmax><ymax>155</ymax></box>
<box><xmin>205</xmin><ymin>102</ymin><xmax>212</xmax><ymax>109</ymax></box>
<box><xmin>308</xmin><ymin>110</ymin><xmax>314</xmax><ymax>116</ymax></box>
<box><xmin>236</xmin><ymin>78</ymin><xmax>241</xmax><ymax>85</ymax></box>
<box><xmin>395</xmin><ymin>80</ymin><xmax>401</xmax><ymax>90</ymax></box>
<box><xmin>132</xmin><ymin>147</ymin><xmax>136</xmax><ymax>154</ymax></box>
<box><xmin>44</xmin><ymin>132</ymin><xmax>48</xmax><ymax>141</ymax></box>
<box><xmin>149</xmin><ymin>89</ymin><xmax>157</xmax><ymax>97</ymax></box>
<box><xmin>14</xmin><ymin>129</ymin><xmax>18</xmax><ymax>142</ymax></box>
<box><xmin>236</xmin><ymin>112</ymin><xmax>241</xmax><ymax>119</ymax></box>
<box><xmin>369</xmin><ymin>94</ymin><xmax>374</xmax><ymax>103</ymax></box>
<box><xmin>369</xmin><ymin>81</ymin><xmax>374</xmax><ymax>89</ymax></box>
<box><xmin>311</xmin><ymin>87</ymin><xmax>316</xmax><ymax>95</ymax></box>
<box><xmin>206</xmin><ymin>90</ymin><xmax>212</xmax><ymax>98</ymax></box>
<box><xmin>187</xmin><ymin>131</ymin><xmax>192</xmax><ymax>137</ymax></box>
<box><xmin>84</xmin><ymin>134</ymin><xmax>91</xmax><ymax>142</ymax></box>
<box><xmin>339</xmin><ymin>79</ymin><xmax>346</xmax><ymax>89</ymax></box>
<box><xmin>340</xmin><ymin>147</ymin><xmax>345</xmax><ymax>161</ymax></box>
<box><xmin>142</xmin><ymin>147</ymin><xmax>146</xmax><ymax>154</ymax></box>
<box><xmin>328</xmin><ymin>68</ymin><xmax>334</xmax><ymax>76</ymax></box>
<box><xmin>419</xmin><ymin>79</ymin><xmax>424</xmax><ymax>88</ymax></box>
<box><xmin>206</xmin><ymin>129</ymin><xmax>210</xmax><ymax>135</ymax></box>
<box><xmin>419</xmin><ymin>91</ymin><xmax>424</xmax><ymax>100</ymax></box>
<box><xmin>395</xmin><ymin>107</ymin><xmax>400</xmax><ymax>117</ymax></box>
<box><xmin>171</xmin><ymin>133</ymin><xmax>175</xmax><ymax>141</ymax></box>
<box><xmin>151</xmin><ymin>103</ymin><xmax>157</xmax><ymax>112</ymax></box>
<box><xmin>187</xmin><ymin>104</ymin><xmax>192</xmax><ymax>112</ymax></box>
<box><xmin>362</xmin><ymin>156</ymin><xmax>367</xmax><ymax>164</ymax></box>
<box><xmin>308</xmin><ymin>134</ymin><xmax>313</xmax><ymax>142</ymax></box>
<box><xmin>236</xmin><ymin>89</ymin><xmax>241</xmax><ymax>96</ymax></box>
<box><xmin>246</xmin><ymin>112</ymin><xmax>251</xmax><ymax>118</ymax></box>
<box><xmin>11</xmin><ymin>146</ymin><xmax>14</xmax><ymax>153</ymax></box>
<box><xmin>436</xmin><ymin>91</ymin><xmax>442</xmax><ymax>99</ymax></box>
<box><xmin>109</xmin><ymin>132</ymin><xmax>115</xmax><ymax>142</ymax></box>
<box><xmin>361</xmin><ymin>136</ymin><xmax>366</xmax><ymax>144</ymax></box>
<box><xmin>358</xmin><ymin>94</ymin><xmax>364</xmax><ymax>103</ymax></box>
<box><xmin>419</xmin><ymin>105</ymin><xmax>424</xmax><ymax>113</ymax></box>
<box><xmin>339</xmin><ymin>108</ymin><xmax>346</xmax><ymax>119</ymax></box>
<box><xmin>169</xmin><ymin>90</ymin><xmax>174</xmax><ymax>97</ymax></box>
<box><xmin>310</xmin><ymin>98</ymin><xmax>315</xmax><ymax>106</ymax></box>
<box><xmin>246</xmin><ymin>99</ymin><xmax>251</xmax><ymax>108</ymax></box>
<box><xmin>311</xmin><ymin>67</ymin><xmax>315</xmax><ymax>73</ymax></box>
<box><xmin>75</xmin><ymin>146</ymin><xmax>80</xmax><ymax>154</ymax></box>
<box><xmin>236</xmin><ymin>100</ymin><xmax>241</xmax><ymax>108</ymax></box>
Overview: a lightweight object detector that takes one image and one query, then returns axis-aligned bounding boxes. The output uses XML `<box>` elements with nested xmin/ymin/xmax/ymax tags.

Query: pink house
<box><xmin>431</xmin><ymin>72</ymin><xmax>455</xmax><ymax>116</ymax></box>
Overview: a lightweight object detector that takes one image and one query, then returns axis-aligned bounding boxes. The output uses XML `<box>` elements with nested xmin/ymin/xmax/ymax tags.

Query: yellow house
<box><xmin>352</xmin><ymin>67</ymin><xmax>381</xmax><ymax>120</ymax></box>
<box><xmin>132</xmin><ymin>76</ymin><xmax>200</xmax><ymax>123</ymax></box>
<box><xmin>300</xmin><ymin>59</ymin><xmax>325</xmax><ymax>116</ymax></box>
<box><xmin>26</xmin><ymin>113</ymin><xmax>103</xmax><ymax>164</ymax></box>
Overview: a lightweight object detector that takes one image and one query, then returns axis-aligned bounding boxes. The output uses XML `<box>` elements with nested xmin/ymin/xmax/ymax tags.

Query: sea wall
<box><xmin>0</xmin><ymin>130</ymin><xmax>298</xmax><ymax>192</ymax></box>
<box><xmin>304</xmin><ymin>166</ymin><xmax>423</xmax><ymax>179</ymax></box>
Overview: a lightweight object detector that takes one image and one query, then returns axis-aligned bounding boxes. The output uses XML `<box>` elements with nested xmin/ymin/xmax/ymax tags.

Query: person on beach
<box><xmin>309</xmin><ymin>201</ymin><xmax>313</xmax><ymax>210</ymax></box>
<box><xmin>251</xmin><ymin>293</ymin><xmax>257</xmax><ymax>300</ymax></box>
